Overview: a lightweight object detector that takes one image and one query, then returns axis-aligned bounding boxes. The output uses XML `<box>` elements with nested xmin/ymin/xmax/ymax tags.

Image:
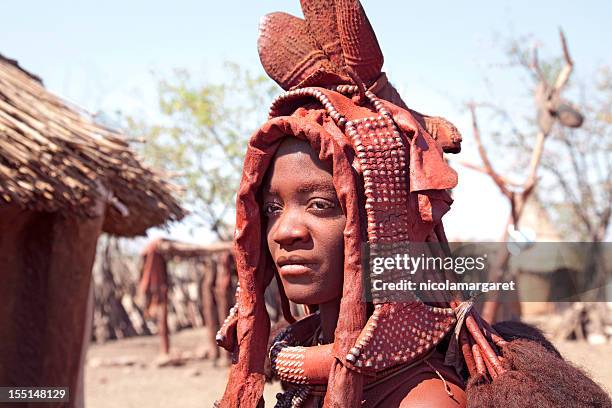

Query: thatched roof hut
<box><xmin>0</xmin><ymin>54</ymin><xmax>185</xmax><ymax>235</ymax></box>
<box><xmin>0</xmin><ymin>54</ymin><xmax>185</xmax><ymax>406</ymax></box>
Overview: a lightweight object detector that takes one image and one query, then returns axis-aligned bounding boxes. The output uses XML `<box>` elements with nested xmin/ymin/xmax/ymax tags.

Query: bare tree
<box><xmin>462</xmin><ymin>29</ymin><xmax>584</xmax><ymax>323</ymax></box>
<box><xmin>538</xmin><ymin>70</ymin><xmax>612</xmax><ymax>342</ymax></box>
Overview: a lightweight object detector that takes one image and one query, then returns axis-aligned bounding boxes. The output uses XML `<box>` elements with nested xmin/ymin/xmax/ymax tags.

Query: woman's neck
<box><xmin>318</xmin><ymin>298</ymin><xmax>341</xmax><ymax>344</ymax></box>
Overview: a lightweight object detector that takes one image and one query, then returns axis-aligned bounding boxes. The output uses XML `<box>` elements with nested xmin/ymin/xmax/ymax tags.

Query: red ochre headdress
<box><xmin>216</xmin><ymin>1</ymin><xmax>505</xmax><ymax>406</ymax></box>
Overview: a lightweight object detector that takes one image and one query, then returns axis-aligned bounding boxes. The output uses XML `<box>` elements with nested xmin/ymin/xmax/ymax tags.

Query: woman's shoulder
<box><xmin>363</xmin><ymin>353</ymin><xmax>466</xmax><ymax>408</ymax></box>
<box><xmin>399</xmin><ymin>377</ymin><xmax>466</xmax><ymax>408</ymax></box>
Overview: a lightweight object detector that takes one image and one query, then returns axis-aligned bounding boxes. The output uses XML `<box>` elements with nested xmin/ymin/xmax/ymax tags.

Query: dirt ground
<box><xmin>85</xmin><ymin>327</ymin><xmax>612</xmax><ymax>407</ymax></box>
<box><xmin>85</xmin><ymin>328</ymin><xmax>281</xmax><ymax>407</ymax></box>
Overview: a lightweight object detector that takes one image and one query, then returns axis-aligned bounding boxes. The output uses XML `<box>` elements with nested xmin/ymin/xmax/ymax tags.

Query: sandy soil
<box><xmin>85</xmin><ymin>328</ymin><xmax>281</xmax><ymax>407</ymax></box>
<box><xmin>85</xmin><ymin>327</ymin><xmax>612</xmax><ymax>407</ymax></box>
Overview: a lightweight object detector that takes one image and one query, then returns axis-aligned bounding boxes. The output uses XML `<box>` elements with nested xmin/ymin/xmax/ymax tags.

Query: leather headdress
<box><xmin>216</xmin><ymin>1</ymin><xmax>506</xmax><ymax>407</ymax></box>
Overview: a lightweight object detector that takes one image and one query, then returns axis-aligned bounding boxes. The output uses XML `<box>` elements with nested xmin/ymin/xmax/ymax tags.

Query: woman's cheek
<box><xmin>317</xmin><ymin>218</ymin><xmax>346</xmax><ymax>293</ymax></box>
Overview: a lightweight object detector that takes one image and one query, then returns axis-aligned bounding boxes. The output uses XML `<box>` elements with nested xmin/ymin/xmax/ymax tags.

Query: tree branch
<box><xmin>560</xmin><ymin>132</ymin><xmax>596</xmax><ymax>216</ymax></box>
<box><xmin>458</xmin><ymin>161</ymin><xmax>523</xmax><ymax>187</ymax></box>
<box><xmin>208</xmin><ymin>127</ymin><xmax>243</xmax><ymax>173</ymax></box>
<box><xmin>554</xmin><ymin>28</ymin><xmax>574</xmax><ymax>91</ymax></box>
<box><xmin>468</xmin><ymin>103</ymin><xmax>512</xmax><ymax>198</ymax></box>
<box><xmin>522</xmin><ymin>130</ymin><xmax>546</xmax><ymax>192</ymax></box>
<box><xmin>544</xmin><ymin>162</ymin><xmax>593</xmax><ymax>235</ymax></box>
<box><xmin>531</xmin><ymin>45</ymin><xmax>549</xmax><ymax>87</ymax></box>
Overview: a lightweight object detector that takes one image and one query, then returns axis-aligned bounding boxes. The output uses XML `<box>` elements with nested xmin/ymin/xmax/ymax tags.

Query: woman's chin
<box><xmin>285</xmin><ymin>287</ymin><xmax>335</xmax><ymax>306</ymax></box>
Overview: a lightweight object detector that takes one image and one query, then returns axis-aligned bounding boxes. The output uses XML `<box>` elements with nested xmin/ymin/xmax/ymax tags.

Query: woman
<box><xmin>215</xmin><ymin>1</ymin><xmax>611</xmax><ymax>407</ymax></box>
<box><xmin>217</xmin><ymin>81</ymin><xmax>472</xmax><ymax>407</ymax></box>
<box><xmin>261</xmin><ymin>136</ymin><xmax>466</xmax><ymax>407</ymax></box>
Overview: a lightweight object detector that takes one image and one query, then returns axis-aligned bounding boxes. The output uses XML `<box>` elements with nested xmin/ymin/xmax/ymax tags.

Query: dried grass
<box><xmin>0</xmin><ymin>54</ymin><xmax>185</xmax><ymax>236</ymax></box>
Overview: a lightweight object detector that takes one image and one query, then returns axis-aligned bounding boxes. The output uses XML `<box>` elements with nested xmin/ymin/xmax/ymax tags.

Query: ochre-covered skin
<box><xmin>217</xmin><ymin>84</ymin><xmax>477</xmax><ymax>407</ymax></box>
<box><xmin>215</xmin><ymin>1</ymin><xmax>610</xmax><ymax>407</ymax></box>
<box><xmin>220</xmin><ymin>103</ymin><xmax>368</xmax><ymax>407</ymax></box>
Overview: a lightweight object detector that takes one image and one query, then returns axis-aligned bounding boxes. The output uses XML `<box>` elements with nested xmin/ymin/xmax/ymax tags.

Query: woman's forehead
<box><xmin>274</xmin><ymin>137</ymin><xmax>331</xmax><ymax>171</ymax></box>
<box><xmin>275</xmin><ymin>137</ymin><xmax>315</xmax><ymax>156</ymax></box>
<box><xmin>263</xmin><ymin>137</ymin><xmax>335</xmax><ymax>193</ymax></box>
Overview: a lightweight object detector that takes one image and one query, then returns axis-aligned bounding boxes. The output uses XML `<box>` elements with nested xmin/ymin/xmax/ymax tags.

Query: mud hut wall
<box><xmin>0</xmin><ymin>204</ymin><xmax>103</xmax><ymax>397</ymax></box>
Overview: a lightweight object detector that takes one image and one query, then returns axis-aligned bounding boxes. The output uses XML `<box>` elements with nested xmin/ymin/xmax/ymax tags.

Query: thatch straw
<box><xmin>0</xmin><ymin>54</ymin><xmax>185</xmax><ymax>236</ymax></box>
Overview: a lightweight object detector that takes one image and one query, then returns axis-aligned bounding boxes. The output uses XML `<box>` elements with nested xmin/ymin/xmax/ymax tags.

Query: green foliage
<box><xmin>127</xmin><ymin>63</ymin><xmax>278</xmax><ymax>239</ymax></box>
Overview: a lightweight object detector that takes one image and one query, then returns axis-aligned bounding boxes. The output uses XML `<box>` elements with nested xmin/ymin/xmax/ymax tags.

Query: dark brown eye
<box><xmin>308</xmin><ymin>199</ymin><xmax>336</xmax><ymax>212</ymax></box>
<box><xmin>263</xmin><ymin>202</ymin><xmax>282</xmax><ymax>217</ymax></box>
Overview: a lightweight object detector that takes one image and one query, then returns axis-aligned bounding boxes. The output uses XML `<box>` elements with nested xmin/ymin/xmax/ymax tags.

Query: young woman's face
<box><xmin>262</xmin><ymin>138</ymin><xmax>345</xmax><ymax>305</ymax></box>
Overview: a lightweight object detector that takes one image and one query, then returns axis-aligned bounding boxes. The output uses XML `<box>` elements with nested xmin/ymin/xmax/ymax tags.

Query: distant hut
<box><xmin>512</xmin><ymin>196</ymin><xmax>564</xmax><ymax>316</ymax></box>
<box><xmin>0</xmin><ymin>54</ymin><xmax>185</xmax><ymax>407</ymax></box>
<box><xmin>138</xmin><ymin>239</ymin><xmax>235</xmax><ymax>357</ymax></box>
<box><xmin>516</xmin><ymin>195</ymin><xmax>562</xmax><ymax>242</ymax></box>
<box><xmin>512</xmin><ymin>195</ymin><xmax>595</xmax><ymax>314</ymax></box>
<box><xmin>514</xmin><ymin>196</ymin><xmax>611</xmax><ymax>342</ymax></box>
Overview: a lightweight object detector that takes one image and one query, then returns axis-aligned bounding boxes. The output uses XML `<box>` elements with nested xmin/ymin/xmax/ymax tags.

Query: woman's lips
<box><xmin>278</xmin><ymin>263</ymin><xmax>316</xmax><ymax>276</ymax></box>
<box><xmin>276</xmin><ymin>256</ymin><xmax>317</xmax><ymax>277</ymax></box>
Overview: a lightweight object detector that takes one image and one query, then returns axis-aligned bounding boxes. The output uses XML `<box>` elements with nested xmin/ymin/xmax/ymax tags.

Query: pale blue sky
<box><xmin>4</xmin><ymin>1</ymin><xmax>611</xmax><ymax>242</ymax></box>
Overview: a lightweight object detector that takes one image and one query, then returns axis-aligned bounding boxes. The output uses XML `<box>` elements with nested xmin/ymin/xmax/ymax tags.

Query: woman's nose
<box><xmin>272</xmin><ymin>210</ymin><xmax>309</xmax><ymax>247</ymax></box>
